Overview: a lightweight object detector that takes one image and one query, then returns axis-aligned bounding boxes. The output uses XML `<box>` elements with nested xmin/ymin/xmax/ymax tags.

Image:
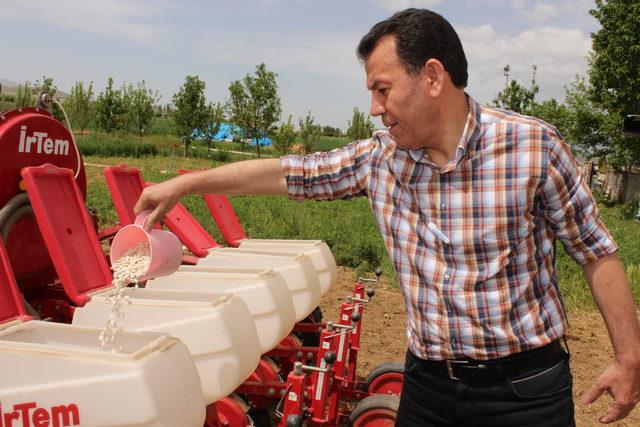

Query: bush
<box><xmin>77</xmin><ymin>134</ymin><xmax>157</xmax><ymax>157</ymax></box>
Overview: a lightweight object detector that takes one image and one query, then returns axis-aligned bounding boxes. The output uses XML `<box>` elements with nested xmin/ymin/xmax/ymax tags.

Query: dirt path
<box><xmin>320</xmin><ymin>267</ymin><xmax>640</xmax><ymax>426</ymax></box>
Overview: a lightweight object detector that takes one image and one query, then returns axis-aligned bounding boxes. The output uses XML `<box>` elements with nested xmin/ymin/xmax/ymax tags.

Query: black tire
<box><xmin>365</xmin><ymin>361</ymin><xmax>404</xmax><ymax>394</ymax></box>
<box><xmin>349</xmin><ymin>394</ymin><xmax>400</xmax><ymax>426</ymax></box>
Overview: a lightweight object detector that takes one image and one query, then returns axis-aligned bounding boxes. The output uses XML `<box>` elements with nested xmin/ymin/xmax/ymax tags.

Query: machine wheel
<box><xmin>365</xmin><ymin>361</ymin><xmax>404</xmax><ymax>396</ymax></box>
<box><xmin>349</xmin><ymin>394</ymin><xmax>400</xmax><ymax>426</ymax></box>
<box><xmin>206</xmin><ymin>394</ymin><xmax>253</xmax><ymax>427</ymax></box>
<box><xmin>245</xmin><ymin>357</ymin><xmax>282</xmax><ymax>411</ymax></box>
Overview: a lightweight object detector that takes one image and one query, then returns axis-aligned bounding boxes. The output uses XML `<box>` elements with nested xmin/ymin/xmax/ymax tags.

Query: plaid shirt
<box><xmin>280</xmin><ymin>96</ymin><xmax>618</xmax><ymax>361</ymax></box>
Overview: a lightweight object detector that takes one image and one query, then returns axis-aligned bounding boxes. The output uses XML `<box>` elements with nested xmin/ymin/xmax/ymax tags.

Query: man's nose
<box><xmin>370</xmin><ymin>94</ymin><xmax>385</xmax><ymax>117</ymax></box>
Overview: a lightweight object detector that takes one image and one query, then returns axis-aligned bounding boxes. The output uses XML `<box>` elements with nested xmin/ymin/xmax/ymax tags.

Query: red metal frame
<box><xmin>176</xmin><ymin>169</ymin><xmax>248</xmax><ymax>247</ymax></box>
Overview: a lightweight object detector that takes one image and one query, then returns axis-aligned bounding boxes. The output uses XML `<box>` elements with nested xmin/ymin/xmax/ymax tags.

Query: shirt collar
<box><xmin>407</xmin><ymin>94</ymin><xmax>481</xmax><ymax>169</ymax></box>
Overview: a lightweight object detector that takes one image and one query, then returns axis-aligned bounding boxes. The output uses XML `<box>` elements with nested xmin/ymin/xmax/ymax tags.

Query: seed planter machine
<box><xmin>104</xmin><ymin>166</ymin><xmax>404</xmax><ymax>426</ymax></box>
<box><xmin>0</xmin><ymin>102</ymin><xmax>403</xmax><ymax>426</ymax></box>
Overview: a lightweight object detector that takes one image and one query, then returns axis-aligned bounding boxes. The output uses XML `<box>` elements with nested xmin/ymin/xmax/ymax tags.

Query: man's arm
<box><xmin>134</xmin><ymin>158</ymin><xmax>286</xmax><ymax>230</ymax></box>
<box><xmin>580</xmin><ymin>253</ymin><xmax>640</xmax><ymax>423</ymax></box>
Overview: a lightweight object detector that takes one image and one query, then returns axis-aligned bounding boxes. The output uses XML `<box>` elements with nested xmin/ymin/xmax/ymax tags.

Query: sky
<box><xmin>0</xmin><ymin>0</ymin><xmax>600</xmax><ymax>130</ymax></box>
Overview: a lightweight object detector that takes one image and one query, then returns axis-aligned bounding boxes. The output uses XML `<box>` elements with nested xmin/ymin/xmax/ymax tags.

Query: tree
<box><xmin>172</xmin><ymin>75</ymin><xmax>207</xmax><ymax>157</ymax></box>
<box><xmin>14</xmin><ymin>82</ymin><xmax>33</xmax><ymax>108</ymax></box>
<box><xmin>559</xmin><ymin>76</ymin><xmax>613</xmax><ymax>161</ymax></box>
<box><xmin>298</xmin><ymin>111</ymin><xmax>320</xmax><ymax>154</ymax></box>
<box><xmin>589</xmin><ymin>0</ymin><xmax>640</xmax><ymax>117</ymax></box>
<box><xmin>491</xmin><ymin>65</ymin><xmax>539</xmax><ymax>114</ymax></box>
<box><xmin>63</xmin><ymin>81</ymin><xmax>95</xmax><ymax>135</ymax></box>
<box><xmin>95</xmin><ymin>77</ymin><xmax>125</xmax><ymax>134</ymax></box>
<box><xmin>202</xmin><ymin>102</ymin><xmax>225</xmax><ymax>156</ymax></box>
<box><xmin>346</xmin><ymin>107</ymin><xmax>374</xmax><ymax>141</ymax></box>
<box><xmin>123</xmin><ymin>80</ymin><xmax>159</xmax><ymax>136</ymax></box>
<box><xmin>228</xmin><ymin>63</ymin><xmax>282</xmax><ymax>157</ymax></box>
<box><xmin>321</xmin><ymin>125</ymin><xmax>343</xmax><ymax>137</ymax></box>
<box><xmin>273</xmin><ymin>115</ymin><xmax>297</xmax><ymax>154</ymax></box>
<box><xmin>588</xmin><ymin>0</ymin><xmax>640</xmax><ymax>171</ymax></box>
<box><xmin>528</xmin><ymin>98</ymin><xmax>570</xmax><ymax>138</ymax></box>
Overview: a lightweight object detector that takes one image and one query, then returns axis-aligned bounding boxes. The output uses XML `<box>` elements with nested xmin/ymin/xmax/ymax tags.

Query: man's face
<box><xmin>365</xmin><ymin>35</ymin><xmax>436</xmax><ymax>150</ymax></box>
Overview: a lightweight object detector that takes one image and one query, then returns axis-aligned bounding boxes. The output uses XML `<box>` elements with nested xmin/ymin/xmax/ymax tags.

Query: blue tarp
<box><xmin>192</xmin><ymin>122</ymin><xmax>272</xmax><ymax>146</ymax></box>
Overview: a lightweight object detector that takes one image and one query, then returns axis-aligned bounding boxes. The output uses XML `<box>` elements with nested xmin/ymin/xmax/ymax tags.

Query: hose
<box><xmin>1</xmin><ymin>205</ymin><xmax>34</xmax><ymax>242</ymax></box>
<box><xmin>52</xmin><ymin>98</ymin><xmax>82</xmax><ymax>180</ymax></box>
<box><xmin>0</xmin><ymin>193</ymin><xmax>31</xmax><ymax>241</ymax></box>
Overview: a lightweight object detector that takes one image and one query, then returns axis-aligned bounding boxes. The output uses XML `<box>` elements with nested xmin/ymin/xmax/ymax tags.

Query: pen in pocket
<box><xmin>428</xmin><ymin>222</ymin><xmax>450</xmax><ymax>245</ymax></box>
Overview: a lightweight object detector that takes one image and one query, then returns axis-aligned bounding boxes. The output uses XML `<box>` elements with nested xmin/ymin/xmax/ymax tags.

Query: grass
<box><xmin>83</xmin><ymin>153</ymin><xmax>640</xmax><ymax>310</ymax></box>
<box><xmin>76</xmin><ymin>130</ymin><xmax>351</xmax><ymax>160</ymax></box>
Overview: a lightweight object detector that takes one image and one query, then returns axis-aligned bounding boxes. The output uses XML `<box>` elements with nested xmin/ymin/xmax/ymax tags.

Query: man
<box><xmin>135</xmin><ymin>8</ymin><xmax>640</xmax><ymax>426</ymax></box>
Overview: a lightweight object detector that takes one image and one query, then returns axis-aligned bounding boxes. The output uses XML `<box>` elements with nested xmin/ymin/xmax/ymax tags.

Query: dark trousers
<box><xmin>396</xmin><ymin>345</ymin><xmax>575</xmax><ymax>426</ymax></box>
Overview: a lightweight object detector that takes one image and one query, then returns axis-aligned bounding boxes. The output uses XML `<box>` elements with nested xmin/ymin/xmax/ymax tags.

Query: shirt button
<box><xmin>444</xmin><ymin>272</ymin><xmax>450</xmax><ymax>280</ymax></box>
<box><xmin>446</xmin><ymin>305</ymin><xmax>452</xmax><ymax>314</ymax></box>
<box><xmin>451</xmin><ymin>339</ymin><xmax>457</xmax><ymax>349</ymax></box>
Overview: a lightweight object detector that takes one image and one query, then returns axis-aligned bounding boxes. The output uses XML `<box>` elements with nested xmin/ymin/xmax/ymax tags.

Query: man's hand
<box><xmin>581</xmin><ymin>358</ymin><xmax>640</xmax><ymax>423</ymax></box>
<box><xmin>134</xmin><ymin>178</ymin><xmax>185</xmax><ymax>231</ymax></box>
<box><xmin>581</xmin><ymin>253</ymin><xmax>640</xmax><ymax>423</ymax></box>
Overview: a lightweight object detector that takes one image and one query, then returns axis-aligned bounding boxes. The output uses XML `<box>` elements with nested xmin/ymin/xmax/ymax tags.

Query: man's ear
<box><xmin>421</xmin><ymin>58</ymin><xmax>446</xmax><ymax>98</ymax></box>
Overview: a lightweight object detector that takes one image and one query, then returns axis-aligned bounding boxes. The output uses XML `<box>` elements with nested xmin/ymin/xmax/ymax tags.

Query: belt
<box><xmin>415</xmin><ymin>340</ymin><xmax>565</xmax><ymax>384</ymax></box>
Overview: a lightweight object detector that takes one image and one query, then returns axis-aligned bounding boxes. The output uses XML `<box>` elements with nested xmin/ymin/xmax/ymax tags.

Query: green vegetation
<box><xmin>83</xmin><ymin>154</ymin><xmax>640</xmax><ymax>310</ymax></box>
<box><xmin>228</xmin><ymin>63</ymin><xmax>282</xmax><ymax>157</ymax></box>
<box><xmin>273</xmin><ymin>115</ymin><xmax>297</xmax><ymax>154</ymax></box>
<box><xmin>64</xmin><ymin>81</ymin><xmax>94</xmax><ymax>135</ymax></box>
<box><xmin>298</xmin><ymin>111</ymin><xmax>320</xmax><ymax>154</ymax></box>
<box><xmin>346</xmin><ymin>107</ymin><xmax>374</xmax><ymax>141</ymax></box>
<box><xmin>78</xmin><ymin>134</ymin><xmax>158</xmax><ymax>157</ymax></box>
<box><xmin>172</xmin><ymin>75</ymin><xmax>207</xmax><ymax>156</ymax></box>
<box><xmin>314</xmin><ymin>135</ymin><xmax>350</xmax><ymax>152</ymax></box>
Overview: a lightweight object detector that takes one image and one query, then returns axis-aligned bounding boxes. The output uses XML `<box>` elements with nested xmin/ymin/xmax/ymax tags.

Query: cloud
<box><xmin>508</xmin><ymin>0</ymin><xmax>596</xmax><ymax>27</ymax></box>
<box><xmin>0</xmin><ymin>0</ymin><xmax>177</xmax><ymax>47</ymax></box>
<box><xmin>195</xmin><ymin>30</ymin><xmax>365</xmax><ymax>82</ymax></box>
<box><xmin>372</xmin><ymin>0</ymin><xmax>442</xmax><ymax>12</ymax></box>
<box><xmin>458</xmin><ymin>24</ymin><xmax>591</xmax><ymax>103</ymax></box>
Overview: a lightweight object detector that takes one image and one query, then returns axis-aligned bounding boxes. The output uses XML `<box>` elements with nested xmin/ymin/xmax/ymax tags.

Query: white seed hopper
<box><xmin>0</xmin><ymin>242</ymin><xmax>206</xmax><ymax>427</ymax></box>
<box><xmin>228</xmin><ymin>239</ymin><xmax>337</xmax><ymax>295</ymax></box>
<box><xmin>181</xmin><ymin>250</ymin><xmax>321</xmax><ymax>322</ymax></box>
<box><xmin>147</xmin><ymin>267</ymin><xmax>296</xmax><ymax>353</ymax></box>
<box><xmin>73</xmin><ymin>288</ymin><xmax>261</xmax><ymax>404</ymax></box>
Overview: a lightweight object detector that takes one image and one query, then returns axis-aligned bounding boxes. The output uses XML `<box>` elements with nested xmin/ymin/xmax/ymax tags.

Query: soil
<box><xmin>319</xmin><ymin>267</ymin><xmax>640</xmax><ymax>427</ymax></box>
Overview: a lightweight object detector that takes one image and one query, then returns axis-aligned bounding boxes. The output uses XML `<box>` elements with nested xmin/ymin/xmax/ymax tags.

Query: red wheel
<box><xmin>349</xmin><ymin>394</ymin><xmax>400</xmax><ymax>426</ymax></box>
<box><xmin>206</xmin><ymin>394</ymin><xmax>252</xmax><ymax>427</ymax></box>
<box><xmin>246</xmin><ymin>357</ymin><xmax>282</xmax><ymax>410</ymax></box>
<box><xmin>365</xmin><ymin>361</ymin><xmax>404</xmax><ymax>395</ymax></box>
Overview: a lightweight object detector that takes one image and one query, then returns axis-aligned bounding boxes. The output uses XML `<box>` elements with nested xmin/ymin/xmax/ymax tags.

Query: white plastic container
<box><xmin>183</xmin><ymin>250</ymin><xmax>321</xmax><ymax>321</ymax></box>
<box><xmin>147</xmin><ymin>267</ymin><xmax>296</xmax><ymax>353</ymax></box>
<box><xmin>0</xmin><ymin>321</ymin><xmax>205</xmax><ymax>427</ymax></box>
<box><xmin>72</xmin><ymin>288</ymin><xmax>261</xmax><ymax>404</ymax></box>
<box><xmin>232</xmin><ymin>239</ymin><xmax>337</xmax><ymax>295</ymax></box>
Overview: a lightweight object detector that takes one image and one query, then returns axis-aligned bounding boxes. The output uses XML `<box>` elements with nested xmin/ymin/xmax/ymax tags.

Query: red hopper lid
<box><xmin>0</xmin><ymin>239</ymin><xmax>31</xmax><ymax>325</ymax></box>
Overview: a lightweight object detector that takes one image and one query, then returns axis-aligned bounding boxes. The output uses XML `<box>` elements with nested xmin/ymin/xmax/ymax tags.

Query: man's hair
<box><xmin>357</xmin><ymin>8</ymin><xmax>468</xmax><ymax>88</ymax></box>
